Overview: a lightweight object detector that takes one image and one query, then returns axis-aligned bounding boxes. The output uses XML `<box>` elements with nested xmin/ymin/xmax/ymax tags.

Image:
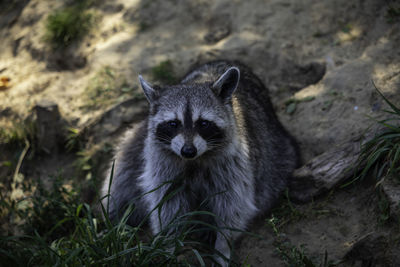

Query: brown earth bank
<box><xmin>1</xmin><ymin>0</ymin><xmax>400</xmax><ymax>266</ymax></box>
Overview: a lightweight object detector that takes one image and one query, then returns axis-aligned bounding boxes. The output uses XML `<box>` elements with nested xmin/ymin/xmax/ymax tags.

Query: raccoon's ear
<box><xmin>212</xmin><ymin>67</ymin><xmax>240</xmax><ymax>103</ymax></box>
<box><xmin>139</xmin><ymin>75</ymin><xmax>157</xmax><ymax>103</ymax></box>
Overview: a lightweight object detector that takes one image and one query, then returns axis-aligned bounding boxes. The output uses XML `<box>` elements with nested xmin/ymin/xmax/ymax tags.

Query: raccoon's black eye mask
<box><xmin>195</xmin><ymin>120</ymin><xmax>224</xmax><ymax>143</ymax></box>
<box><xmin>156</xmin><ymin>120</ymin><xmax>181</xmax><ymax>144</ymax></box>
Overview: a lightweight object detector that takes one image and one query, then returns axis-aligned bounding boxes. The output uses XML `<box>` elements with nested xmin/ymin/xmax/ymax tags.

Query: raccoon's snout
<box><xmin>181</xmin><ymin>144</ymin><xmax>197</xmax><ymax>159</ymax></box>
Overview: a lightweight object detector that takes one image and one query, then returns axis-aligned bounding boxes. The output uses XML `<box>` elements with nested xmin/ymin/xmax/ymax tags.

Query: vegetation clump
<box><xmin>44</xmin><ymin>1</ymin><xmax>96</xmax><ymax>48</ymax></box>
<box><xmin>355</xmin><ymin>85</ymin><xmax>400</xmax><ymax>184</ymax></box>
<box><xmin>0</xmin><ymin>170</ymin><xmax>233</xmax><ymax>266</ymax></box>
<box><xmin>386</xmin><ymin>1</ymin><xmax>400</xmax><ymax>23</ymax></box>
<box><xmin>151</xmin><ymin>60</ymin><xmax>177</xmax><ymax>85</ymax></box>
<box><xmin>267</xmin><ymin>192</ymin><xmax>340</xmax><ymax>267</ymax></box>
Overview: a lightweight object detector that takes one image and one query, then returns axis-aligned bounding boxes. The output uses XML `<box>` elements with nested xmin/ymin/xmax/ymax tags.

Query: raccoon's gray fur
<box><xmin>101</xmin><ymin>60</ymin><xmax>299</xmax><ymax>265</ymax></box>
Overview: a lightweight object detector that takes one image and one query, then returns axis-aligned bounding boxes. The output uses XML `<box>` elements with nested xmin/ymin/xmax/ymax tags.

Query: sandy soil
<box><xmin>1</xmin><ymin>0</ymin><xmax>400</xmax><ymax>265</ymax></box>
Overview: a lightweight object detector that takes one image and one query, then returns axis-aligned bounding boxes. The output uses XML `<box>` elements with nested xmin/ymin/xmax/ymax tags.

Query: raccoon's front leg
<box><xmin>147</xmin><ymin>190</ymin><xmax>190</xmax><ymax>235</ymax></box>
<box><xmin>213</xmin><ymin>233</ymin><xmax>231</xmax><ymax>267</ymax></box>
<box><xmin>211</xmin><ymin>191</ymin><xmax>258</xmax><ymax>266</ymax></box>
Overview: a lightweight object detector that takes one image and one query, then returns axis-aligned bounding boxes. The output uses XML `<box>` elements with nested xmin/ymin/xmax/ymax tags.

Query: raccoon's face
<box><xmin>139</xmin><ymin>67</ymin><xmax>240</xmax><ymax>160</ymax></box>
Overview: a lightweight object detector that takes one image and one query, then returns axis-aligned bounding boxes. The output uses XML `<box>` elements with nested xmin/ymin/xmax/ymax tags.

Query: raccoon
<box><xmin>101</xmin><ymin>60</ymin><xmax>299</xmax><ymax>265</ymax></box>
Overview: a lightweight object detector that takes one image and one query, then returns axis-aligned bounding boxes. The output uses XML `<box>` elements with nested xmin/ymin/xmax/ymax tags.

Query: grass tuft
<box><xmin>65</xmin><ymin>127</ymin><xmax>83</xmax><ymax>152</ymax></box>
<box><xmin>267</xmin><ymin>215</ymin><xmax>340</xmax><ymax>267</ymax></box>
<box><xmin>151</xmin><ymin>60</ymin><xmax>177</xmax><ymax>85</ymax></box>
<box><xmin>0</xmin><ymin>121</ymin><xmax>35</xmax><ymax>147</ymax></box>
<box><xmin>353</xmin><ymin>83</ymin><xmax>400</xmax><ymax>184</ymax></box>
<box><xmin>386</xmin><ymin>1</ymin><xmax>400</xmax><ymax>23</ymax></box>
<box><xmin>266</xmin><ymin>191</ymin><xmax>342</xmax><ymax>266</ymax></box>
<box><xmin>0</xmin><ymin>168</ymin><xmax>238</xmax><ymax>266</ymax></box>
<box><xmin>44</xmin><ymin>1</ymin><xmax>96</xmax><ymax>48</ymax></box>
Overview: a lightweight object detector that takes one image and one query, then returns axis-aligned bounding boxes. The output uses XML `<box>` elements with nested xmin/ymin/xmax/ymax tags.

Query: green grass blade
<box><xmin>372</xmin><ymin>80</ymin><xmax>400</xmax><ymax>114</ymax></box>
<box><xmin>389</xmin><ymin>144</ymin><xmax>400</xmax><ymax>174</ymax></box>
<box><xmin>192</xmin><ymin>248</ymin><xmax>206</xmax><ymax>267</ymax></box>
<box><xmin>107</xmin><ymin>160</ymin><xmax>115</xmax><ymax>216</ymax></box>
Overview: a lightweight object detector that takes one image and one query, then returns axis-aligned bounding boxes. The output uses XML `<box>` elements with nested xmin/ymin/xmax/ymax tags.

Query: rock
<box><xmin>32</xmin><ymin>100</ymin><xmax>64</xmax><ymax>154</ymax></box>
<box><xmin>280</xmin><ymin>62</ymin><xmax>326</xmax><ymax>92</ymax></box>
<box><xmin>381</xmin><ymin>179</ymin><xmax>400</xmax><ymax>222</ymax></box>
<box><xmin>344</xmin><ymin>232</ymin><xmax>388</xmax><ymax>266</ymax></box>
<box><xmin>83</xmin><ymin>97</ymin><xmax>148</xmax><ymax>143</ymax></box>
<box><xmin>48</xmin><ymin>52</ymin><xmax>87</xmax><ymax>70</ymax></box>
<box><xmin>204</xmin><ymin>26</ymin><xmax>231</xmax><ymax>44</ymax></box>
<box><xmin>289</xmin><ymin>136</ymin><xmax>366</xmax><ymax>202</ymax></box>
<box><xmin>204</xmin><ymin>13</ymin><xmax>231</xmax><ymax>44</ymax></box>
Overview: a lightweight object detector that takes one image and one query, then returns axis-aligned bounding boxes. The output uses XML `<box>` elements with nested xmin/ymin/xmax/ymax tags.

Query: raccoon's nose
<box><xmin>181</xmin><ymin>144</ymin><xmax>197</xmax><ymax>159</ymax></box>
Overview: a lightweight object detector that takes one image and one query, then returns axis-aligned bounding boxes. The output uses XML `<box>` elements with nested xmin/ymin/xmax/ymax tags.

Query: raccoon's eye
<box><xmin>198</xmin><ymin>120</ymin><xmax>210</xmax><ymax>129</ymax></box>
<box><xmin>167</xmin><ymin>120</ymin><xmax>180</xmax><ymax>128</ymax></box>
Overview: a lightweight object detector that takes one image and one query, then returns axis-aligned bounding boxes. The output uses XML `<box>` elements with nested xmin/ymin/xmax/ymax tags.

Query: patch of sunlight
<box><xmin>93</xmin><ymin>31</ymin><xmax>134</xmax><ymax>67</ymax></box>
<box><xmin>211</xmin><ymin>31</ymin><xmax>263</xmax><ymax>49</ymax></box>
<box><xmin>93</xmin><ymin>0</ymin><xmax>142</xmax><ymax>65</ymax></box>
<box><xmin>361</xmin><ymin>36</ymin><xmax>390</xmax><ymax>60</ymax></box>
<box><xmin>294</xmin><ymin>84</ymin><xmax>325</xmax><ymax>99</ymax></box>
<box><xmin>343</xmin><ymin>240</ymin><xmax>355</xmax><ymax>248</ymax></box>
<box><xmin>120</xmin><ymin>0</ymin><xmax>141</xmax><ymax>9</ymax></box>
<box><xmin>336</xmin><ymin>24</ymin><xmax>362</xmax><ymax>43</ymax></box>
<box><xmin>11</xmin><ymin>173</ymin><xmax>25</xmax><ymax>201</ymax></box>
<box><xmin>373</xmin><ymin>64</ymin><xmax>388</xmax><ymax>81</ymax></box>
<box><xmin>96</xmin><ymin>31</ymin><xmax>133</xmax><ymax>51</ymax></box>
<box><xmin>372</xmin><ymin>63</ymin><xmax>400</xmax><ymax>94</ymax></box>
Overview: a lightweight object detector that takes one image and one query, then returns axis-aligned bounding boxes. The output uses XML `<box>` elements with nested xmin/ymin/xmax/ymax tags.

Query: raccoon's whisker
<box><xmin>207</xmin><ymin>143</ymin><xmax>226</xmax><ymax>150</ymax></box>
<box><xmin>207</xmin><ymin>138</ymin><xmax>227</xmax><ymax>144</ymax></box>
<box><xmin>156</xmin><ymin>137</ymin><xmax>170</xmax><ymax>142</ymax></box>
<box><xmin>207</xmin><ymin>140</ymin><xmax>222</xmax><ymax>145</ymax></box>
<box><xmin>155</xmin><ymin>135</ymin><xmax>172</xmax><ymax>143</ymax></box>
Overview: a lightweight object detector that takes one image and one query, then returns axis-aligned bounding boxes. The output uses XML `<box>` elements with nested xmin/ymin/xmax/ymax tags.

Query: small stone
<box><xmin>83</xmin><ymin>97</ymin><xmax>148</xmax><ymax>143</ymax></box>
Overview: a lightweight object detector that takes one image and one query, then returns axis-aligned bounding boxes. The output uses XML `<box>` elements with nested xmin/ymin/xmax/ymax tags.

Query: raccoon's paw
<box><xmin>214</xmin><ymin>234</ymin><xmax>231</xmax><ymax>267</ymax></box>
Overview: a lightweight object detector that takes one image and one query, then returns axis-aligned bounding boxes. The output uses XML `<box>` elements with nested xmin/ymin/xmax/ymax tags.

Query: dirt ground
<box><xmin>1</xmin><ymin>0</ymin><xmax>400</xmax><ymax>266</ymax></box>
